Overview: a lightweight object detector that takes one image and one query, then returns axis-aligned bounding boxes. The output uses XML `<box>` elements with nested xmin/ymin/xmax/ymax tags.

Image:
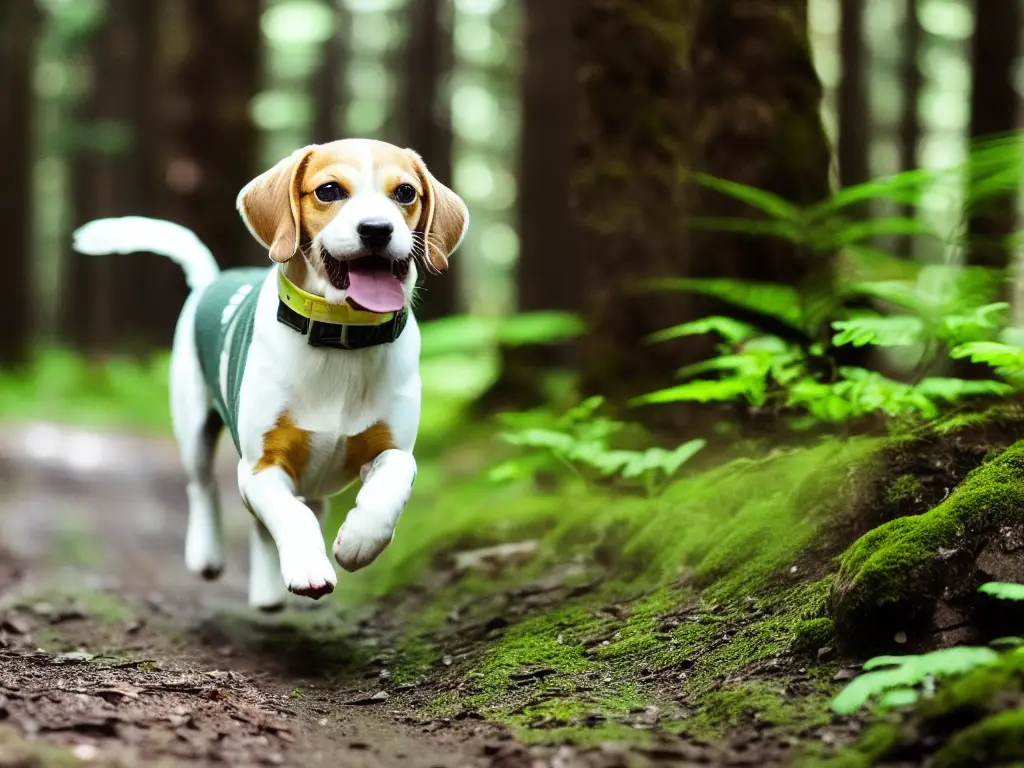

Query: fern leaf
<box><xmin>832</xmin><ymin>647</ymin><xmax>999</xmax><ymax>715</ymax></box>
<box><xmin>648</xmin><ymin>316</ymin><xmax>757</xmax><ymax>345</ymax></box>
<box><xmin>979</xmin><ymin>582</ymin><xmax>1024</xmax><ymax>601</ymax></box>
<box><xmin>844</xmin><ymin>280</ymin><xmax>935</xmax><ymax>316</ymax></box>
<box><xmin>631</xmin><ymin>378</ymin><xmax>752</xmax><ymax>406</ymax></box>
<box><xmin>831</xmin><ymin>667</ymin><xmax>915</xmax><ymax>715</ymax></box>
<box><xmin>499</xmin><ymin>428</ymin><xmax>575</xmax><ymax>453</ymax></box>
<box><xmin>809</xmin><ymin>167</ymin><xmax>938</xmax><ymax>217</ymax></box>
<box><xmin>831</xmin><ymin>217</ymin><xmax>939</xmax><ymax>247</ymax></box>
<box><xmin>832</xmin><ymin>315</ymin><xmax>925</xmax><ymax>347</ymax></box>
<box><xmin>950</xmin><ymin>342</ymin><xmax>1024</xmax><ymax>373</ymax></box>
<box><xmin>990</xmin><ymin>637</ymin><xmax>1024</xmax><ymax>648</ymax></box>
<box><xmin>915</xmin><ymin>378</ymin><xmax>1014</xmax><ymax>402</ymax></box>
<box><xmin>878</xmin><ymin>688</ymin><xmax>920</xmax><ymax>710</ymax></box>
<box><xmin>642</xmin><ymin>279</ymin><xmax>805</xmax><ymax>331</ymax></box>
<box><xmin>692</xmin><ymin>173</ymin><xmax>800</xmax><ymax>221</ymax></box>
<box><xmin>675</xmin><ymin>353</ymin><xmax>767</xmax><ymax>380</ymax></box>
<box><xmin>655</xmin><ymin>439</ymin><xmax>707</xmax><ymax>476</ymax></box>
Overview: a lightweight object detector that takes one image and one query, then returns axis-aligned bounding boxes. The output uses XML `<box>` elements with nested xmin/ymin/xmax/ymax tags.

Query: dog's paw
<box><xmin>332</xmin><ymin>513</ymin><xmax>394</xmax><ymax>572</ymax></box>
<box><xmin>279</xmin><ymin>549</ymin><xmax>337</xmax><ymax>599</ymax></box>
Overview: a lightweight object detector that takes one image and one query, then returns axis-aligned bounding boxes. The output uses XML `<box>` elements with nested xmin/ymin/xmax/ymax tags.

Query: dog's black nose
<box><xmin>357</xmin><ymin>219</ymin><xmax>394</xmax><ymax>249</ymax></box>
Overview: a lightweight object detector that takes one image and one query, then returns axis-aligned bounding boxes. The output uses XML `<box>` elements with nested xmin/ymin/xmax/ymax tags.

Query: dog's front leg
<box><xmin>240</xmin><ymin>463</ymin><xmax>336</xmax><ymax>604</ymax></box>
<box><xmin>333</xmin><ymin>449</ymin><xmax>417</xmax><ymax>572</ymax></box>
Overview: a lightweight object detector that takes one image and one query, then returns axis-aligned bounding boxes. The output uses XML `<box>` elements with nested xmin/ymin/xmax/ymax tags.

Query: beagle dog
<box><xmin>73</xmin><ymin>139</ymin><xmax>469</xmax><ymax>610</ymax></box>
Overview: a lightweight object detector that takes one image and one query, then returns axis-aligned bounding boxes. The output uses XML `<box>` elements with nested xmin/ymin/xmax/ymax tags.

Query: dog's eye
<box><xmin>314</xmin><ymin>182</ymin><xmax>348</xmax><ymax>203</ymax></box>
<box><xmin>393</xmin><ymin>183</ymin><xmax>417</xmax><ymax>205</ymax></box>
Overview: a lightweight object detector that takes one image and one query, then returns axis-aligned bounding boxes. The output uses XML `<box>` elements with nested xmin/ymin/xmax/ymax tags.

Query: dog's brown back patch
<box><xmin>254</xmin><ymin>412</ymin><xmax>312</xmax><ymax>483</ymax></box>
<box><xmin>344</xmin><ymin>422</ymin><xmax>397</xmax><ymax>477</ymax></box>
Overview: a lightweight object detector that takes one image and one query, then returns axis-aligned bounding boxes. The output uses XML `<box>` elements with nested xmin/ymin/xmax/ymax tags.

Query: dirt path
<box><xmin>0</xmin><ymin>423</ymin><xmax>604</xmax><ymax>768</ymax></box>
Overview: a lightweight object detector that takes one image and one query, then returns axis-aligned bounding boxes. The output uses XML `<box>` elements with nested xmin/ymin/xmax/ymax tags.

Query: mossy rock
<box><xmin>831</xmin><ymin>440</ymin><xmax>1024</xmax><ymax>654</ymax></box>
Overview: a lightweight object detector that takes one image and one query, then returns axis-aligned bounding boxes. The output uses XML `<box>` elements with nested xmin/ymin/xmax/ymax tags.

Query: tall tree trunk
<box><xmin>64</xmin><ymin>2</ymin><xmax>140</xmax><ymax>355</ymax></box>
<box><xmin>167</xmin><ymin>0</ymin><xmax>262</xmax><ymax>271</ymax></box>
<box><xmin>895</xmin><ymin>0</ymin><xmax>922</xmax><ymax>259</ymax></box>
<box><xmin>574</xmin><ymin>0</ymin><xmax>696</xmax><ymax>415</ymax></box>
<box><xmin>838</xmin><ymin>0</ymin><xmax>868</xmax><ymax>190</ymax></box>
<box><xmin>966</xmin><ymin>0</ymin><xmax>1022</xmax><ymax>270</ymax></box>
<box><xmin>62</xmin><ymin>0</ymin><xmax>178</xmax><ymax>355</ymax></box>
<box><xmin>688</xmin><ymin>0</ymin><xmax>833</xmax><ymax>377</ymax></box>
<box><xmin>0</xmin><ymin>0</ymin><xmax>41</xmax><ymax>367</ymax></box>
<box><xmin>312</xmin><ymin>1</ymin><xmax>349</xmax><ymax>144</ymax></box>
<box><xmin>574</xmin><ymin>0</ymin><xmax>832</xmax><ymax>429</ymax></box>
<box><xmin>478</xmin><ymin>0</ymin><xmax>582</xmax><ymax>411</ymax></box>
<box><xmin>399</xmin><ymin>0</ymin><xmax>457</xmax><ymax>321</ymax></box>
<box><xmin>123</xmin><ymin>0</ymin><xmax>185</xmax><ymax>351</ymax></box>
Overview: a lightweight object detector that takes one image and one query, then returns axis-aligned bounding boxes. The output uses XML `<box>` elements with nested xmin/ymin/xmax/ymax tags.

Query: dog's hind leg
<box><xmin>171</xmin><ymin>295</ymin><xmax>226</xmax><ymax>580</ymax></box>
<box><xmin>247</xmin><ymin>516</ymin><xmax>285</xmax><ymax>611</ymax></box>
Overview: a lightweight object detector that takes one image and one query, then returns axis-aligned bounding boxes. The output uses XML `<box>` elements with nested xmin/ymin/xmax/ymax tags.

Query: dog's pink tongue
<box><xmin>346</xmin><ymin>263</ymin><xmax>405</xmax><ymax>313</ymax></box>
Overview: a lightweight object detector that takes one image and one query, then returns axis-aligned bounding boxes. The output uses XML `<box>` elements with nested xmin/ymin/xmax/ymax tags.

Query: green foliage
<box><xmin>0</xmin><ymin>348</ymin><xmax>172</xmax><ymax>433</ymax></box>
<box><xmin>950</xmin><ymin>341</ymin><xmax>1024</xmax><ymax>384</ymax></box>
<box><xmin>833</xmin><ymin>581</ymin><xmax>1024</xmax><ymax>715</ymax></box>
<box><xmin>419</xmin><ymin>312</ymin><xmax>585</xmax><ymax>358</ymax></box>
<box><xmin>978</xmin><ymin>581</ymin><xmax>1024</xmax><ymax>602</ymax></box>
<box><xmin>634</xmin><ymin>140</ymin><xmax>1024</xmax><ymax>429</ymax></box>
<box><xmin>633</xmin><ymin>311</ymin><xmax>1001</xmax><ymax>427</ymax></box>
<box><xmin>636</xmin><ymin>151</ymin><xmax>1024</xmax><ymax>428</ymax></box>
<box><xmin>490</xmin><ymin>396</ymin><xmax>705</xmax><ymax>494</ymax></box>
<box><xmin>831</xmin><ymin>647</ymin><xmax>1001</xmax><ymax>715</ymax></box>
<box><xmin>643</xmin><ymin>278</ymin><xmax>806</xmax><ymax>333</ymax></box>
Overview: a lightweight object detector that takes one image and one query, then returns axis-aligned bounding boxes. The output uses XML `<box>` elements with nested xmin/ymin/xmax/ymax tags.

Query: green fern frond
<box><xmin>647</xmin><ymin>316</ymin><xmax>757</xmax><ymax>345</ymax></box>
<box><xmin>642</xmin><ymin>278</ymin><xmax>805</xmax><ymax>331</ymax></box>
<box><xmin>832</xmin><ymin>315</ymin><xmax>925</xmax><ymax>348</ymax></box>
<box><xmin>692</xmin><ymin>172</ymin><xmax>800</xmax><ymax>220</ymax></box>
<box><xmin>979</xmin><ymin>582</ymin><xmax>1024</xmax><ymax>601</ymax></box>
<box><xmin>832</xmin><ymin>647</ymin><xmax>1001</xmax><ymax>715</ymax></box>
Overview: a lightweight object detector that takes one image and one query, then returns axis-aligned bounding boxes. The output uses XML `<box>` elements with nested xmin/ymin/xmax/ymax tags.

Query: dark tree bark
<box><xmin>688</xmin><ymin>1</ymin><xmax>833</xmax><ymax>356</ymax></box>
<box><xmin>478</xmin><ymin>0</ymin><xmax>582</xmax><ymax>411</ymax></box>
<box><xmin>167</xmin><ymin>0</ymin><xmax>263</xmax><ymax>271</ymax></box>
<box><xmin>62</xmin><ymin>0</ymin><xmax>181</xmax><ymax>355</ymax></box>
<box><xmin>966</xmin><ymin>0</ymin><xmax>1022</xmax><ymax>270</ymax></box>
<box><xmin>573</xmin><ymin>0</ymin><xmax>832</xmax><ymax>427</ymax></box>
<box><xmin>573</xmin><ymin>0</ymin><xmax>696</xmax><ymax>413</ymax></box>
<box><xmin>838</xmin><ymin>0</ymin><xmax>868</xmax><ymax>190</ymax></box>
<box><xmin>0</xmin><ymin>0</ymin><xmax>41</xmax><ymax>366</ymax></box>
<box><xmin>399</xmin><ymin>0</ymin><xmax>457</xmax><ymax>321</ymax></box>
<box><xmin>895</xmin><ymin>0</ymin><xmax>922</xmax><ymax>258</ymax></box>
<box><xmin>64</xmin><ymin>2</ymin><xmax>138</xmax><ymax>355</ymax></box>
<box><xmin>312</xmin><ymin>1</ymin><xmax>350</xmax><ymax>144</ymax></box>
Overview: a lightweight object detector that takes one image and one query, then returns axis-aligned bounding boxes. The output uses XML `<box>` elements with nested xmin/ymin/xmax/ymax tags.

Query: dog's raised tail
<box><xmin>72</xmin><ymin>216</ymin><xmax>220</xmax><ymax>291</ymax></box>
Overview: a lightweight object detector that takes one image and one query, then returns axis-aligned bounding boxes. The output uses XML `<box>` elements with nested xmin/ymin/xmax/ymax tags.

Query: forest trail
<box><xmin>0</xmin><ymin>423</ymin><xmax>627</xmax><ymax>768</ymax></box>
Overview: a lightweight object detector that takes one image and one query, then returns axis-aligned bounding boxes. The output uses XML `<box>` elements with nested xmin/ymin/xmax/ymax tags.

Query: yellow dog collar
<box><xmin>277</xmin><ymin>270</ymin><xmax>395</xmax><ymax>327</ymax></box>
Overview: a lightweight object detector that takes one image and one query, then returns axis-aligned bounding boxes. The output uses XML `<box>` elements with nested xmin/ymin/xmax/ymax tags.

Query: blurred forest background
<box><xmin>0</xmin><ymin>0</ymin><xmax>1022</xmax><ymax>437</ymax></box>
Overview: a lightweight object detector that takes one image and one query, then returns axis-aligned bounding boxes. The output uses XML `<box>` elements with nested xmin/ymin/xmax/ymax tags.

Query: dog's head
<box><xmin>237</xmin><ymin>139</ymin><xmax>468</xmax><ymax>313</ymax></box>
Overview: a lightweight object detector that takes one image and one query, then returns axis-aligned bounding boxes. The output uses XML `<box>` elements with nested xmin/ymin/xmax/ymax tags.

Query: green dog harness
<box><xmin>195</xmin><ymin>268</ymin><xmax>267</xmax><ymax>453</ymax></box>
<box><xmin>194</xmin><ymin>268</ymin><xmax>409</xmax><ymax>453</ymax></box>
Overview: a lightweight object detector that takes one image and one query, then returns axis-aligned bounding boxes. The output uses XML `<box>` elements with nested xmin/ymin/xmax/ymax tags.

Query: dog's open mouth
<box><xmin>322</xmin><ymin>252</ymin><xmax>409</xmax><ymax>313</ymax></box>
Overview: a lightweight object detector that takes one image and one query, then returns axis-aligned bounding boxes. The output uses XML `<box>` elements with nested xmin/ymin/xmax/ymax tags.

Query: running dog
<box><xmin>73</xmin><ymin>139</ymin><xmax>468</xmax><ymax>610</ymax></box>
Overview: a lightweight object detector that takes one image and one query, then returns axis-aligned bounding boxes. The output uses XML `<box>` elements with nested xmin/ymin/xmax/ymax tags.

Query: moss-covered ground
<box><xmin>9</xmin><ymin>343</ymin><xmax>1024</xmax><ymax>764</ymax></box>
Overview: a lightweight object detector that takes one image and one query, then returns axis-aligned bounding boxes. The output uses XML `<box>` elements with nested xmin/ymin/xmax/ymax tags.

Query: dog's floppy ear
<box><xmin>407</xmin><ymin>149</ymin><xmax>469</xmax><ymax>272</ymax></box>
<box><xmin>237</xmin><ymin>146</ymin><xmax>317</xmax><ymax>263</ymax></box>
